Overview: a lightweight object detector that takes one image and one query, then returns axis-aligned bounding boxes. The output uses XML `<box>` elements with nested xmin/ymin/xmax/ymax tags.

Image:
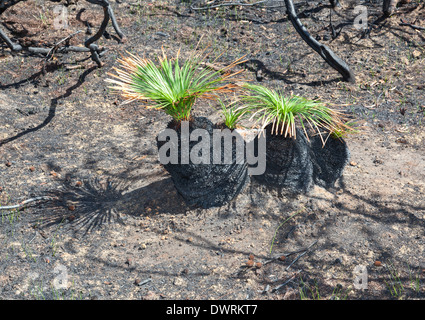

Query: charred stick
<box><xmin>84</xmin><ymin>3</ymin><xmax>110</xmax><ymax>66</ymax></box>
<box><xmin>285</xmin><ymin>240</ymin><xmax>318</xmax><ymax>271</ymax></box>
<box><xmin>0</xmin><ymin>25</ymin><xmax>22</xmax><ymax>51</ymax></box>
<box><xmin>107</xmin><ymin>2</ymin><xmax>125</xmax><ymax>40</ymax></box>
<box><xmin>84</xmin><ymin>0</ymin><xmax>124</xmax><ymax>40</ymax></box>
<box><xmin>27</xmin><ymin>46</ymin><xmax>91</xmax><ymax>55</ymax></box>
<box><xmin>399</xmin><ymin>19</ymin><xmax>425</xmax><ymax>31</ymax></box>
<box><xmin>46</xmin><ymin>30</ymin><xmax>83</xmax><ymax>60</ymax></box>
<box><xmin>271</xmin><ymin>275</ymin><xmax>296</xmax><ymax>292</ymax></box>
<box><xmin>264</xmin><ymin>241</ymin><xmax>317</xmax><ymax>265</ymax></box>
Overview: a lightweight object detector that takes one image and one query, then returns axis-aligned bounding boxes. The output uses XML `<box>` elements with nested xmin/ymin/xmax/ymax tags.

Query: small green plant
<box><xmin>21</xmin><ymin>242</ymin><xmax>37</xmax><ymax>263</ymax></box>
<box><xmin>299</xmin><ymin>279</ymin><xmax>350</xmax><ymax>300</ymax></box>
<box><xmin>408</xmin><ymin>265</ymin><xmax>421</xmax><ymax>293</ymax></box>
<box><xmin>33</xmin><ymin>9</ymin><xmax>49</xmax><ymax>26</ymax></box>
<box><xmin>1</xmin><ymin>196</ymin><xmax>22</xmax><ymax>238</ymax></box>
<box><xmin>239</xmin><ymin>84</ymin><xmax>349</xmax><ymax>141</ymax></box>
<box><xmin>30</xmin><ymin>279</ymin><xmax>46</xmax><ymax>300</ymax></box>
<box><xmin>107</xmin><ymin>47</ymin><xmax>245</xmax><ymax>123</ymax></box>
<box><xmin>1</xmin><ymin>207</ymin><xmax>21</xmax><ymax>225</ymax></box>
<box><xmin>51</xmin><ymin>220</ymin><xmax>64</xmax><ymax>257</ymax></box>
<box><xmin>57</xmin><ymin>67</ymin><xmax>67</xmax><ymax>85</ymax></box>
<box><xmin>384</xmin><ymin>262</ymin><xmax>405</xmax><ymax>299</ymax></box>
<box><xmin>29</xmin><ymin>279</ymin><xmax>83</xmax><ymax>300</ymax></box>
<box><xmin>217</xmin><ymin>98</ymin><xmax>246</xmax><ymax>129</ymax></box>
<box><xmin>299</xmin><ymin>278</ymin><xmax>321</xmax><ymax>300</ymax></box>
<box><xmin>330</xmin><ymin>284</ymin><xmax>351</xmax><ymax>300</ymax></box>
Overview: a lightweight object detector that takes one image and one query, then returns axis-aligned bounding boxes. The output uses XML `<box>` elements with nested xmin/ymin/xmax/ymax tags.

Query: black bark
<box><xmin>253</xmin><ymin>124</ymin><xmax>351</xmax><ymax>192</ymax></box>
<box><xmin>156</xmin><ymin>117</ymin><xmax>250</xmax><ymax>209</ymax></box>
<box><xmin>253</xmin><ymin>125</ymin><xmax>314</xmax><ymax>193</ymax></box>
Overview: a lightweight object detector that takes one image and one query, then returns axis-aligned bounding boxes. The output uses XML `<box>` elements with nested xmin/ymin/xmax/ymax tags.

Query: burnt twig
<box><xmin>285</xmin><ymin>240</ymin><xmax>318</xmax><ymax>271</ymax></box>
<box><xmin>271</xmin><ymin>271</ymin><xmax>301</xmax><ymax>292</ymax></box>
<box><xmin>264</xmin><ymin>240</ymin><xmax>317</xmax><ymax>266</ymax></box>
<box><xmin>399</xmin><ymin>19</ymin><xmax>425</xmax><ymax>31</ymax></box>
<box><xmin>45</xmin><ymin>30</ymin><xmax>84</xmax><ymax>61</ymax></box>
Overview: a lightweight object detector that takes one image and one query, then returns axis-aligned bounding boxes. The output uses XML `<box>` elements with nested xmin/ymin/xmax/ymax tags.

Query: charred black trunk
<box><xmin>253</xmin><ymin>124</ymin><xmax>350</xmax><ymax>192</ymax></box>
<box><xmin>156</xmin><ymin>117</ymin><xmax>249</xmax><ymax>209</ymax></box>
<box><xmin>253</xmin><ymin>124</ymin><xmax>314</xmax><ymax>193</ymax></box>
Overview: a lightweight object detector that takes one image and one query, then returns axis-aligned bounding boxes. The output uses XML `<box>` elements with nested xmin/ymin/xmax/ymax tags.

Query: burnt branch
<box><xmin>45</xmin><ymin>29</ymin><xmax>84</xmax><ymax>61</ymax></box>
<box><xmin>0</xmin><ymin>25</ymin><xmax>22</xmax><ymax>51</ymax></box>
<box><xmin>84</xmin><ymin>2</ymin><xmax>110</xmax><ymax>66</ymax></box>
<box><xmin>399</xmin><ymin>19</ymin><xmax>425</xmax><ymax>31</ymax></box>
<box><xmin>283</xmin><ymin>0</ymin><xmax>355</xmax><ymax>83</ymax></box>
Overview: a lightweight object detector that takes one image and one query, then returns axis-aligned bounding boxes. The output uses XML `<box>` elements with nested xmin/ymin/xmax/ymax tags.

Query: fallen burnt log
<box><xmin>191</xmin><ymin>0</ymin><xmax>355</xmax><ymax>82</ymax></box>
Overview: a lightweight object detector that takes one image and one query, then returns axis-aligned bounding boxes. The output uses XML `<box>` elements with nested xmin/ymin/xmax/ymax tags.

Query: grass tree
<box><xmin>106</xmin><ymin>48</ymin><xmax>250</xmax><ymax>209</ymax></box>
<box><xmin>239</xmin><ymin>83</ymin><xmax>354</xmax><ymax>192</ymax></box>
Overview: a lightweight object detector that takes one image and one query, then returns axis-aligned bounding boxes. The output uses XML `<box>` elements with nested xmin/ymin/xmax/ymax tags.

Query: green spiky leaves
<box><xmin>218</xmin><ymin>98</ymin><xmax>247</xmax><ymax>130</ymax></box>
<box><xmin>239</xmin><ymin>84</ymin><xmax>350</xmax><ymax>141</ymax></box>
<box><xmin>106</xmin><ymin>49</ymin><xmax>245</xmax><ymax>122</ymax></box>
